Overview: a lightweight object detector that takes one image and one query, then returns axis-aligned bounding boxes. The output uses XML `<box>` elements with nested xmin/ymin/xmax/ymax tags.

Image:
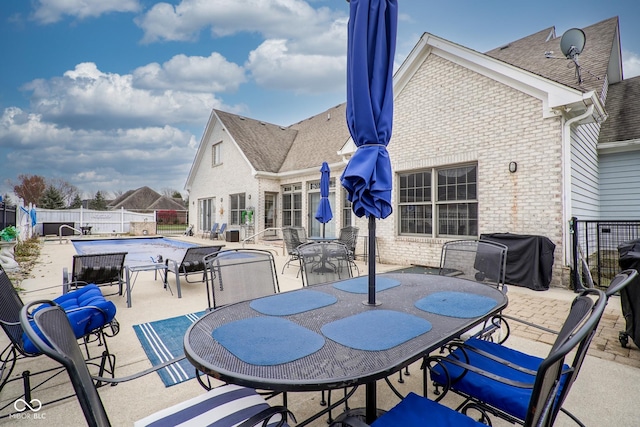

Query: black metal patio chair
<box><xmin>298</xmin><ymin>241</ymin><xmax>352</xmax><ymax>287</ymax></box>
<box><xmin>337</xmin><ymin>226</ymin><xmax>360</xmax><ymax>275</ymax></box>
<box><xmin>425</xmin><ymin>286</ymin><xmax>610</xmax><ymax>427</ymax></box>
<box><xmin>203</xmin><ymin>248</ymin><xmax>280</xmax><ymax>310</ymax></box>
<box><xmin>19</xmin><ymin>300</ymin><xmax>294</xmax><ymax>427</ymax></box>
<box><xmin>0</xmin><ymin>265</ymin><xmax>118</xmax><ymax>418</ymax></box>
<box><xmin>335</xmin><ymin>287</ymin><xmax>608</xmax><ymax>427</ymax></box>
<box><xmin>281</xmin><ymin>227</ymin><xmax>307</xmax><ymax>274</ymax></box>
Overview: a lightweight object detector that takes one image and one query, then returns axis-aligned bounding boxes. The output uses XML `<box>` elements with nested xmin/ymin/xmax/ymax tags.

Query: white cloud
<box><xmin>132</xmin><ymin>53</ymin><xmax>246</xmax><ymax>93</ymax></box>
<box><xmin>32</xmin><ymin>0</ymin><xmax>140</xmax><ymax>24</ymax></box>
<box><xmin>0</xmin><ymin>107</ymin><xmax>196</xmax><ymax>195</ymax></box>
<box><xmin>246</xmin><ymin>39</ymin><xmax>345</xmax><ymax>94</ymax></box>
<box><xmin>136</xmin><ymin>0</ymin><xmax>338</xmax><ymax>43</ymax></box>
<box><xmin>23</xmin><ymin>62</ymin><xmax>223</xmax><ymax>130</ymax></box>
<box><xmin>134</xmin><ymin>1</ymin><xmax>348</xmax><ymax>96</ymax></box>
<box><xmin>623</xmin><ymin>50</ymin><xmax>640</xmax><ymax>78</ymax></box>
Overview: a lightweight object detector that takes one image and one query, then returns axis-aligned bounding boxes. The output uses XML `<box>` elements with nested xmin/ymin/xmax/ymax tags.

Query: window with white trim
<box><xmin>398</xmin><ymin>164</ymin><xmax>478</xmax><ymax>237</ymax></box>
<box><xmin>282</xmin><ymin>184</ymin><xmax>302</xmax><ymax>227</ymax></box>
<box><xmin>229</xmin><ymin>193</ymin><xmax>245</xmax><ymax>225</ymax></box>
<box><xmin>212</xmin><ymin>142</ymin><xmax>221</xmax><ymax>166</ymax></box>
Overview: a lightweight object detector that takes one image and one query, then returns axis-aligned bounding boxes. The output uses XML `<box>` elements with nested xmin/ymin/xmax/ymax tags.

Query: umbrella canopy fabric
<box><xmin>341</xmin><ymin>0</ymin><xmax>397</xmax><ymax>221</ymax></box>
<box><xmin>341</xmin><ymin>0</ymin><xmax>397</xmax><ymax>309</ymax></box>
<box><xmin>315</xmin><ymin>162</ymin><xmax>333</xmax><ymax>225</ymax></box>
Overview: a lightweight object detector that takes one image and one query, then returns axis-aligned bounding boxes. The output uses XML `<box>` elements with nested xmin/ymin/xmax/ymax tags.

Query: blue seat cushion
<box><xmin>430</xmin><ymin>338</ymin><xmax>569</xmax><ymax>420</ymax></box>
<box><xmin>372</xmin><ymin>392</ymin><xmax>484</xmax><ymax>426</ymax></box>
<box><xmin>22</xmin><ymin>284</ymin><xmax>116</xmax><ymax>354</ymax></box>
<box><xmin>135</xmin><ymin>384</ymin><xmax>289</xmax><ymax>426</ymax></box>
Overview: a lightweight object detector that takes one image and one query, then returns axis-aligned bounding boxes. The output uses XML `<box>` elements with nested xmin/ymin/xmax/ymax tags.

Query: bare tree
<box><xmin>49</xmin><ymin>177</ymin><xmax>80</xmax><ymax>207</ymax></box>
<box><xmin>11</xmin><ymin>174</ymin><xmax>46</xmax><ymax>206</ymax></box>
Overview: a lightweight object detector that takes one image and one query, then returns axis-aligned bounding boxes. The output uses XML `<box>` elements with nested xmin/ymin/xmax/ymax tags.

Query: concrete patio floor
<box><xmin>1</xmin><ymin>235</ymin><xmax>639</xmax><ymax>426</ymax></box>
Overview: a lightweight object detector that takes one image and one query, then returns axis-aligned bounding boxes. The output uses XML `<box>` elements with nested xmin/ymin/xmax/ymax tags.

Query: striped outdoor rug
<box><xmin>133</xmin><ymin>311</ymin><xmax>205</xmax><ymax>387</ymax></box>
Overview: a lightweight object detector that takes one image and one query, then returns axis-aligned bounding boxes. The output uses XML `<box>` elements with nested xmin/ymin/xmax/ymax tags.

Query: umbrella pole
<box><xmin>367</xmin><ymin>215</ymin><xmax>377</xmax><ymax>305</ymax></box>
<box><xmin>322</xmin><ymin>223</ymin><xmax>326</xmax><ymax>238</ymax></box>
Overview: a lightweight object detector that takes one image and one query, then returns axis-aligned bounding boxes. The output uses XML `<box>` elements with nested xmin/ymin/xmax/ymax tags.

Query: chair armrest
<box><xmin>501</xmin><ymin>313</ymin><xmax>559</xmax><ymax>335</ymax></box>
<box><xmin>427</xmin><ymin>353</ymin><xmax>537</xmax><ymax>389</ymax></box>
<box><xmin>237</xmin><ymin>405</ymin><xmax>296</xmax><ymax>427</ymax></box>
<box><xmin>92</xmin><ymin>355</ymin><xmax>187</xmax><ymax>384</ymax></box>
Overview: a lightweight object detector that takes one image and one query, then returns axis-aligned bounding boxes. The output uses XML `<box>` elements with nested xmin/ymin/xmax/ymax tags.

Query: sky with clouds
<box><xmin>1</xmin><ymin>0</ymin><xmax>639</xmax><ymax>201</ymax></box>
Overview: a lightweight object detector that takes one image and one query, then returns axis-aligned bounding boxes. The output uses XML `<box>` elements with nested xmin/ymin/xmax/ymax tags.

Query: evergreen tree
<box><xmin>89</xmin><ymin>191</ymin><xmax>108</xmax><ymax>210</ymax></box>
<box><xmin>39</xmin><ymin>185</ymin><xmax>65</xmax><ymax>209</ymax></box>
<box><xmin>70</xmin><ymin>194</ymin><xmax>83</xmax><ymax>209</ymax></box>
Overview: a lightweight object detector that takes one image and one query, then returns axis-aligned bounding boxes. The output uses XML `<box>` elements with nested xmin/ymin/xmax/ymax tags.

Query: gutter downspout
<box><xmin>562</xmin><ymin>104</ymin><xmax>594</xmax><ymax>267</ymax></box>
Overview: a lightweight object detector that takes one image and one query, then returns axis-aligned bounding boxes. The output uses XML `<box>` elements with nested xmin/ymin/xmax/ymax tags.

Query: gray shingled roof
<box><xmin>599</xmin><ymin>75</ymin><xmax>640</xmax><ymax>143</ymax></box>
<box><xmin>279</xmin><ymin>103</ymin><xmax>351</xmax><ymax>172</ymax></box>
<box><xmin>108</xmin><ymin>186</ymin><xmax>185</xmax><ymax>211</ymax></box>
<box><xmin>214</xmin><ymin>110</ymin><xmax>297</xmax><ymax>173</ymax></box>
<box><xmin>486</xmin><ymin>17</ymin><xmax>618</xmax><ymax>97</ymax></box>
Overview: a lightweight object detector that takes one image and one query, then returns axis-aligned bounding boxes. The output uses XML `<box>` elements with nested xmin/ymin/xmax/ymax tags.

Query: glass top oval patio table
<box><xmin>183</xmin><ymin>273</ymin><xmax>508</xmax><ymax>424</ymax></box>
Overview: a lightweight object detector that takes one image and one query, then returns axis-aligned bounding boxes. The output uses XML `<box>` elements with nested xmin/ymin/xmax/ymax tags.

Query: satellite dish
<box><xmin>560</xmin><ymin>28</ymin><xmax>586</xmax><ymax>59</ymax></box>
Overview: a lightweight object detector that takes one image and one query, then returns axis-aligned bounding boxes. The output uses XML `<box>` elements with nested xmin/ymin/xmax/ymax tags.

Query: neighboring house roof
<box><xmin>599</xmin><ymin>75</ymin><xmax>640</xmax><ymax>143</ymax></box>
<box><xmin>215</xmin><ymin>109</ymin><xmax>297</xmax><ymax>173</ymax></box>
<box><xmin>485</xmin><ymin>17</ymin><xmax>621</xmax><ymax>97</ymax></box>
<box><xmin>108</xmin><ymin>186</ymin><xmax>185</xmax><ymax>211</ymax></box>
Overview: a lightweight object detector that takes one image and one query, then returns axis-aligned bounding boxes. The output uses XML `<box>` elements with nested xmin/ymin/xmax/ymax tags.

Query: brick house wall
<box><xmin>366</xmin><ymin>54</ymin><xmax>567</xmax><ymax>287</ymax></box>
<box><xmin>188</xmin><ymin>118</ymin><xmax>258</xmax><ymax>234</ymax></box>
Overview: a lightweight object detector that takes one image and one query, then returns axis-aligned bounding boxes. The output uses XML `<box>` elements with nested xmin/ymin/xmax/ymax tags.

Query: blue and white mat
<box><xmin>133</xmin><ymin>311</ymin><xmax>205</xmax><ymax>387</ymax></box>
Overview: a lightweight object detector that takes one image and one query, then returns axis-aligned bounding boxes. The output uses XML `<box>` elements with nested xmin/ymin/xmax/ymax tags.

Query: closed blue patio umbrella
<box><xmin>341</xmin><ymin>0</ymin><xmax>397</xmax><ymax>306</ymax></box>
<box><xmin>315</xmin><ymin>162</ymin><xmax>333</xmax><ymax>238</ymax></box>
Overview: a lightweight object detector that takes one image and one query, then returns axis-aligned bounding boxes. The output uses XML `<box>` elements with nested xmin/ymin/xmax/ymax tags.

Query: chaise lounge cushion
<box><xmin>22</xmin><ymin>284</ymin><xmax>116</xmax><ymax>354</ymax></box>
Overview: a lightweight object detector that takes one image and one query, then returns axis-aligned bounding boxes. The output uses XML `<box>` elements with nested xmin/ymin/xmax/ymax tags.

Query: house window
<box><xmin>342</xmin><ymin>188</ymin><xmax>352</xmax><ymax>228</ymax></box>
<box><xmin>398</xmin><ymin>164</ymin><xmax>478</xmax><ymax>237</ymax></box>
<box><xmin>229</xmin><ymin>193</ymin><xmax>245</xmax><ymax>225</ymax></box>
<box><xmin>212</xmin><ymin>142</ymin><xmax>221</xmax><ymax>166</ymax></box>
<box><xmin>198</xmin><ymin>198</ymin><xmax>215</xmax><ymax>232</ymax></box>
<box><xmin>282</xmin><ymin>184</ymin><xmax>302</xmax><ymax>227</ymax></box>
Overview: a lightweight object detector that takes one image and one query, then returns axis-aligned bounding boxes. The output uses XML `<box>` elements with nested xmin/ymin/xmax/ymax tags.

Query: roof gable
<box><xmin>486</xmin><ymin>17</ymin><xmax>620</xmax><ymax>97</ymax></box>
<box><xmin>215</xmin><ymin>110</ymin><xmax>297</xmax><ymax>173</ymax></box>
<box><xmin>279</xmin><ymin>103</ymin><xmax>350</xmax><ymax>172</ymax></box>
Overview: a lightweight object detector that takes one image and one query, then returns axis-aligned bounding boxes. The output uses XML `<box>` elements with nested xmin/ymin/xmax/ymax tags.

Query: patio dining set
<box><xmin>2</xmin><ymin>233</ymin><xmax>636</xmax><ymax>427</ymax></box>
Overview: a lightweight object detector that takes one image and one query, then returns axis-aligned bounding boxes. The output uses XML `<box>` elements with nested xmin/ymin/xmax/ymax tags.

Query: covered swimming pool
<box><xmin>72</xmin><ymin>237</ymin><xmax>198</xmax><ymax>267</ymax></box>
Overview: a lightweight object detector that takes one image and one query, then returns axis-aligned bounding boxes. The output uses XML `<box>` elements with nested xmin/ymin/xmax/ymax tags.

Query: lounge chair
<box><xmin>63</xmin><ymin>252</ymin><xmax>128</xmax><ymax>296</ymax></box>
<box><xmin>201</xmin><ymin>222</ymin><xmax>219</xmax><ymax>239</ymax></box>
<box><xmin>215</xmin><ymin>223</ymin><xmax>227</xmax><ymax>240</ymax></box>
<box><xmin>19</xmin><ymin>300</ymin><xmax>294</xmax><ymax>427</ymax></box>
<box><xmin>0</xmin><ymin>265</ymin><xmax>118</xmax><ymax>417</ymax></box>
<box><xmin>164</xmin><ymin>245</ymin><xmax>223</xmax><ymax>298</ymax></box>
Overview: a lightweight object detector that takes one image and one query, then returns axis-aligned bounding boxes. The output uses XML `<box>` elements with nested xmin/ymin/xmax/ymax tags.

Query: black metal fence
<box><xmin>572</xmin><ymin>218</ymin><xmax>640</xmax><ymax>288</ymax></box>
<box><xmin>0</xmin><ymin>203</ymin><xmax>17</xmax><ymax>230</ymax></box>
<box><xmin>155</xmin><ymin>210</ymin><xmax>190</xmax><ymax>235</ymax></box>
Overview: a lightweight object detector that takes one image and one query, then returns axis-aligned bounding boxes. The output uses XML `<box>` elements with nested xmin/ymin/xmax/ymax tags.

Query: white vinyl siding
<box><xmin>599</xmin><ymin>149</ymin><xmax>640</xmax><ymax>220</ymax></box>
<box><xmin>570</xmin><ymin>122</ymin><xmax>600</xmax><ymax>220</ymax></box>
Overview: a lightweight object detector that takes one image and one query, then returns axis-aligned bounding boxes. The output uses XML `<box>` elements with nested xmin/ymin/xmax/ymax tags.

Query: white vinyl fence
<box><xmin>34</xmin><ymin>207</ymin><xmax>154</xmax><ymax>236</ymax></box>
